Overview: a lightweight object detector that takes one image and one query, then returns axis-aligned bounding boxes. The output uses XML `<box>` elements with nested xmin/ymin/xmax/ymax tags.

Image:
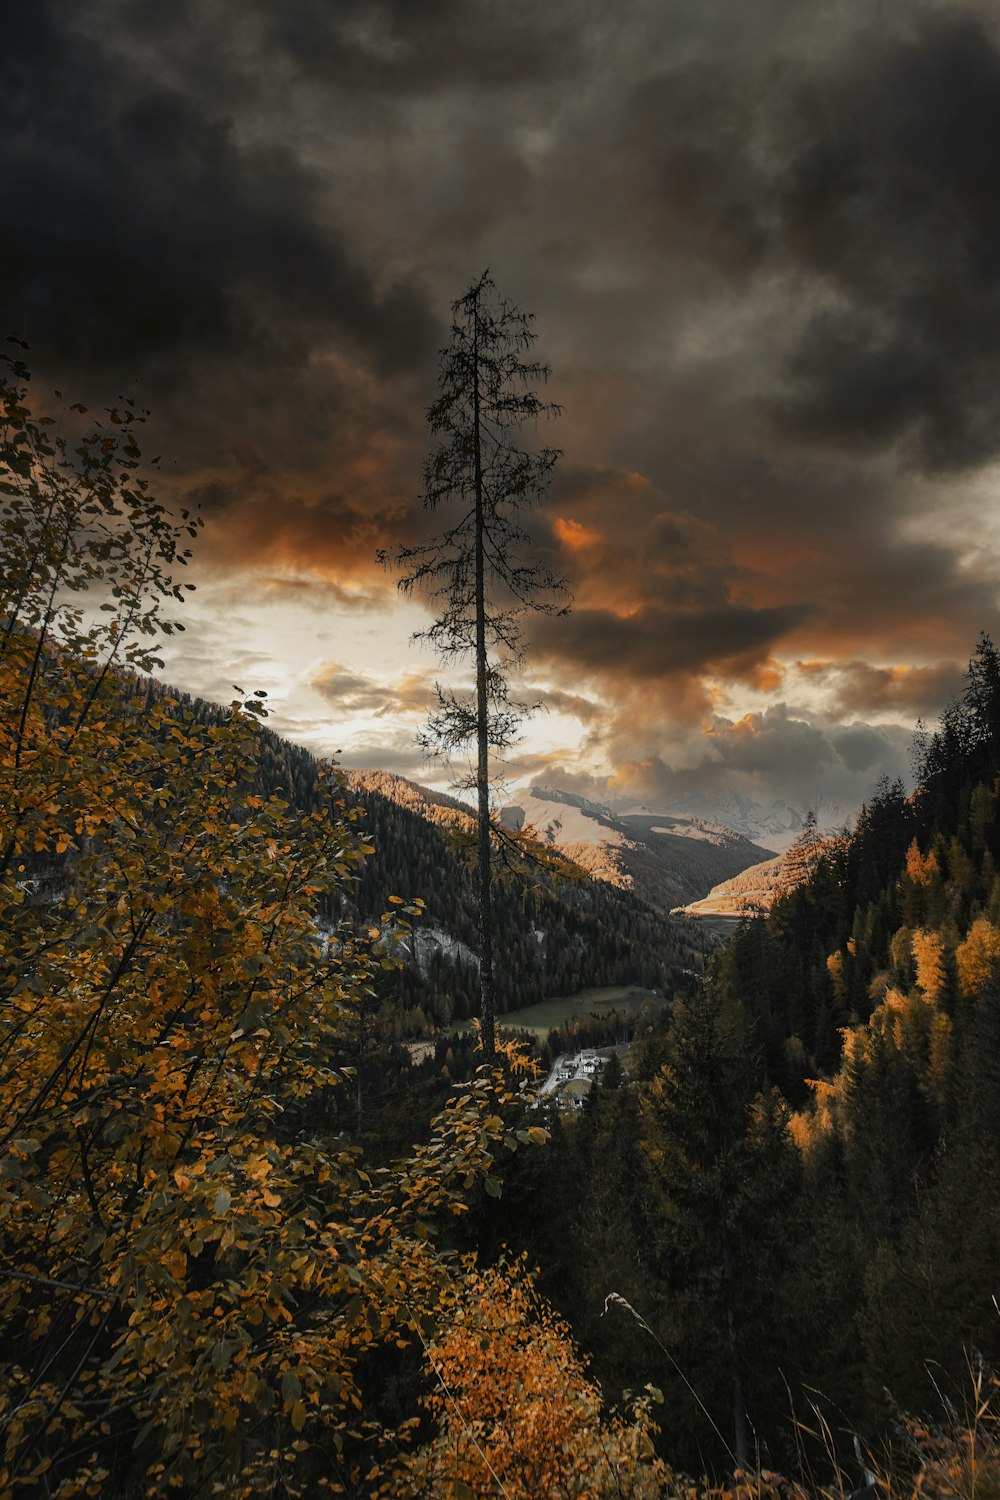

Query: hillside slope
<box><xmin>679</xmin><ymin>855</ymin><xmax>785</xmax><ymax>916</ymax></box>
<box><xmin>502</xmin><ymin>785</ymin><xmax>775</xmax><ymax>911</ymax></box>
<box><xmin>120</xmin><ymin>695</ymin><xmax>704</xmax><ymax>1034</ymax></box>
<box><xmin>679</xmin><ymin>816</ymin><xmax>844</xmax><ymax>917</ymax></box>
<box><xmin>342</xmin><ymin>768</ymin><xmax>702</xmax><ymax>1026</ymax></box>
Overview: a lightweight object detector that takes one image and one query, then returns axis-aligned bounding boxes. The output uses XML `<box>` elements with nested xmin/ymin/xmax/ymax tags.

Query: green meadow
<box><xmin>452</xmin><ymin>984</ymin><xmax>671</xmax><ymax>1039</ymax></box>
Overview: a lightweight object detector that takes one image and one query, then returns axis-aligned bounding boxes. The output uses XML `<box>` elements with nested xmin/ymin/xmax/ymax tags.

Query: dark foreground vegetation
<box><xmin>4</xmin><ymin>349</ymin><xmax>1000</xmax><ymax>1499</ymax></box>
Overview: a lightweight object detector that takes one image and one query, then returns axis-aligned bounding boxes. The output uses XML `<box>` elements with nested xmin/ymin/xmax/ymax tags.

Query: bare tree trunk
<box><xmin>472</xmin><ymin>304</ymin><xmax>495</xmax><ymax>1061</ymax></box>
<box><xmin>356</xmin><ymin>1003</ymin><xmax>366</xmax><ymax>1134</ymax></box>
<box><xmin>722</xmin><ymin>1230</ymin><xmax>750</xmax><ymax>1470</ymax></box>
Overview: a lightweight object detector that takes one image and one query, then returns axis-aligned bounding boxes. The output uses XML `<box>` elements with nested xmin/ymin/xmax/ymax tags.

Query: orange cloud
<box><xmin>553</xmin><ymin>516</ymin><xmax>604</xmax><ymax>551</ymax></box>
<box><xmin>748</xmin><ymin>657</ymin><xmax>785</xmax><ymax>693</ymax></box>
<box><xmin>701</xmin><ymin>712</ymin><xmax>761</xmax><ymax>742</ymax></box>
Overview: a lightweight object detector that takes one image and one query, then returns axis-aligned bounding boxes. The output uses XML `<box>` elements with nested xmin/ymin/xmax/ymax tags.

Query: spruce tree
<box><xmin>380</xmin><ymin>271</ymin><xmax>568</xmax><ymax>1058</ymax></box>
<box><xmin>643</xmin><ymin>990</ymin><xmax>797</xmax><ymax>1471</ymax></box>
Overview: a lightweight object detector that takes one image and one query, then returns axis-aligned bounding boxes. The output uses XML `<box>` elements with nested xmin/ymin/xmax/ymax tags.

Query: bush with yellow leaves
<box><xmin>394</xmin><ymin>1256</ymin><xmax>674</xmax><ymax>1499</ymax></box>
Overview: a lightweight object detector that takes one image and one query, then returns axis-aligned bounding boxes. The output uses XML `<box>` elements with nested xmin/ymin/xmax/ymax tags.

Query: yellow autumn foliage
<box><xmin>956</xmin><ymin>915</ymin><xmax>1000</xmax><ymax>998</ymax></box>
<box><xmin>394</xmin><ymin>1258</ymin><xmax>674</xmax><ymax>1499</ymax></box>
<box><xmin>0</xmin><ymin>352</ymin><xmax>540</xmax><ymax>1498</ymax></box>
<box><xmin>912</xmin><ymin>928</ymin><xmax>947</xmax><ymax>1004</ymax></box>
<box><xmin>905</xmin><ymin>838</ymin><xmax>941</xmax><ymax>887</ymax></box>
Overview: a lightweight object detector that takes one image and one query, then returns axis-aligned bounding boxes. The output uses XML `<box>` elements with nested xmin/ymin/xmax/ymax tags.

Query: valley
<box><xmin>448</xmin><ymin>982</ymin><xmax>671</xmax><ymax>1039</ymax></box>
<box><xmin>342</xmin><ymin>767</ymin><xmax>712</xmax><ymax>1038</ymax></box>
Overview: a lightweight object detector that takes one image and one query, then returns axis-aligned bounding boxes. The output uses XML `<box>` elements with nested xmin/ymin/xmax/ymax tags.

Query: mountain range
<box><xmin>605</xmin><ymin>786</ymin><xmax>853</xmax><ymax>854</ymax></box>
<box><xmin>500</xmin><ymin>785</ymin><xmax>777</xmax><ymax>913</ymax></box>
<box><xmin>333</xmin><ymin>768</ymin><xmax>704</xmax><ymax>1020</ymax></box>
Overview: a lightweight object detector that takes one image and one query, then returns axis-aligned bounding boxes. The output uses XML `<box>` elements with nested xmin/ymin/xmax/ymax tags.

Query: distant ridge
<box><xmin>343</xmin><ymin>768</ymin><xmax>471</xmax><ymax>821</ymax></box>
<box><xmin>613</xmin><ymin>787</ymin><xmax>853</xmax><ymax>854</ymax></box>
<box><xmin>677</xmin><ymin>817</ymin><xmax>845</xmax><ymax>918</ymax></box>
<box><xmin>501</xmin><ymin>785</ymin><xmax>776</xmax><ymax>911</ymax></box>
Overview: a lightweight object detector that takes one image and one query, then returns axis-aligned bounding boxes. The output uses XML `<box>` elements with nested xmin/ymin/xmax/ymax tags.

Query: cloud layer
<box><xmin>9</xmin><ymin>0</ymin><xmax>1000</xmax><ymax>810</ymax></box>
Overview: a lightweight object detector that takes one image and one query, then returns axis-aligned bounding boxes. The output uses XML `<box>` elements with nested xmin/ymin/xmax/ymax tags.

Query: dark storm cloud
<box><xmin>702</xmin><ymin>708</ymin><xmax>914</xmax><ymax>803</ymax></box>
<box><xmin>251</xmin><ymin>577</ymin><xmax>381</xmax><ymax>612</ymax></box>
<box><xmin>703</xmin><ymin>705</ymin><xmax>840</xmax><ymax>779</ymax></box>
<box><xmin>769</xmin><ymin>531</ymin><xmax>1000</xmax><ymax>659</ymax></box>
<box><xmin>638</xmin><ymin>708</ymin><xmax>911</xmax><ymax>804</ymax></box>
<box><xmin>533</xmin><ymin>600</ymin><xmax>814</xmax><ymax>683</ymax></box>
<box><xmin>522</xmin><ymin>464</ymin><xmax>824</xmax><ymax>693</ymax></box>
<box><xmin>603</xmin><ymin>5</ymin><xmax>1000</xmax><ymax>479</ymax></box>
<box><xmin>828</xmin><ymin>723</ymin><xmax>897</xmax><ymax>775</ymax></box>
<box><xmin>556</xmin><ymin>706</ymin><xmax>915</xmax><ymax>815</ymax></box>
<box><xmin>2</xmin><ymin>3</ymin><xmax>438</xmax><ymax>382</ymax></box>
<box><xmin>578</xmin><ymin>422</ymin><xmax>997</xmax><ymax>682</ymax></box>
<box><xmin>187</xmin><ymin>477</ymin><xmax>422</xmax><ymax>584</ymax></box>
<box><xmin>10</xmin><ymin>0</ymin><xmax>1000</xmax><ymax>814</ymax></box>
<box><xmin>310</xmin><ymin>661</ymin><xmax>432</xmax><ymax>718</ymax></box>
<box><xmin>770</xmin><ymin>12</ymin><xmax>1000</xmax><ymax>470</ymax></box>
<box><xmin>266</xmin><ymin>0</ymin><xmax>585</xmax><ymax>95</ymax></box>
<box><xmin>530</xmin><ymin>458</ymin><xmax>991</xmax><ymax>711</ymax></box>
<box><xmin>627</xmin><ymin>7</ymin><xmax>1000</xmax><ymax>474</ymax></box>
<box><xmin>618</xmin><ymin>62</ymin><xmax>771</xmax><ymax>278</ymax></box>
<box><xmin>529</xmin><ymin>687</ymin><xmax>605</xmax><ymax>725</ymax></box>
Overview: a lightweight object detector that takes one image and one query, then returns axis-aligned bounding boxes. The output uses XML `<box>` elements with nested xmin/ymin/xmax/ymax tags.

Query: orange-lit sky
<box><xmin>9</xmin><ymin>0</ymin><xmax>1000</xmax><ymax>816</ymax></box>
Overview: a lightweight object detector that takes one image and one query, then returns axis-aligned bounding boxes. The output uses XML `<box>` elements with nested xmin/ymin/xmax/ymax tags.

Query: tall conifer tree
<box><xmin>381</xmin><ymin>272</ymin><xmax>568</xmax><ymax>1058</ymax></box>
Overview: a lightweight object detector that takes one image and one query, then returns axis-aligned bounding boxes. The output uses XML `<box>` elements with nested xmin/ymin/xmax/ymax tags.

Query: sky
<box><xmin>7</xmin><ymin>0</ymin><xmax>1000</xmax><ymax>817</ymax></box>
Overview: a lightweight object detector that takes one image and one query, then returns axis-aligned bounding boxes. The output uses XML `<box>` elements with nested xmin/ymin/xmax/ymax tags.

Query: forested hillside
<box><xmin>129</xmin><ymin>683</ymin><xmax>703</xmax><ymax>1042</ymax></box>
<box><xmin>680</xmin><ymin>814</ymin><xmax>842</xmax><ymax>919</ymax></box>
<box><xmin>487</xmin><ymin>634</ymin><xmax>1000</xmax><ymax>1485</ymax></box>
<box><xmin>343</xmin><ymin>768</ymin><xmax>702</xmax><ymax>1023</ymax></box>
